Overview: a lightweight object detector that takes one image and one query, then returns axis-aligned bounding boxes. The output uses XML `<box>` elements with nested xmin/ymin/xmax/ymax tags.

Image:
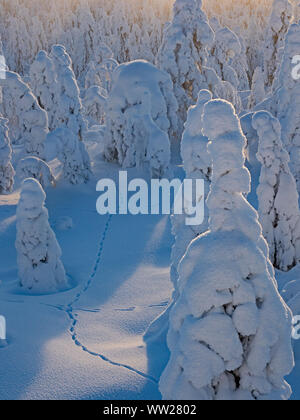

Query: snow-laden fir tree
<box><xmin>156</xmin><ymin>0</ymin><xmax>214</xmax><ymax>134</ymax></box>
<box><xmin>17</xmin><ymin>156</ymin><xmax>55</xmax><ymax>189</ymax></box>
<box><xmin>258</xmin><ymin>23</ymin><xmax>300</xmax><ymax>190</ymax></box>
<box><xmin>29</xmin><ymin>50</ymin><xmax>57</xmax><ymax>131</ymax></box>
<box><xmin>208</xmin><ymin>27</ymin><xmax>240</xmax><ymax>89</ymax></box>
<box><xmin>229</xmin><ymin>36</ymin><xmax>250</xmax><ymax>91</ymax></box>
<box><xmin>253</xmin><ymin>111</ymin><xmax>300</xmax><ymax>271</ymax></box>
<box><xmin>0</xmin><ymin>71</ymin><xmax>48</xmax><ymax>157</ymax></box>
<box><xmin>16</xmin><ymin>178</ymin><xmax>67</xmax><ymax>293</ymax></box>
<box><xmin>172</xmin><ymin>89</ymin><xmax>212</xmax><ymax>293</ymax></box>
<box><xmin>47</xmin><ymin>127</ymin><xmax>91</xmax><ymax>185</ymax></box>
<box><xmin>103</xmin><ymin>60</ymin><xmax>176</xmax><ymax>175</ymax></box>
<box><xmin>159</xmin><ymin>99</ymin><xmax>294</xmax><ymax>400</ymax></box>
<box><xmin>0</xmin><ymin>114</ymin><xmax>14</xmax><ymax>194</ymax></box>
<box><xmin>263</xmin><ymin>0</ymin><xmax>293</xmax><ymax>91</ymax></box>
<box><xmin>248</xmin><ymin>67</ymin><xmax>266</xmax><ymax>110</ymax></box>
<box><xmin>82</xmin><ymin>85</ymin><xmax>107</xmax><ymax>127</ymax></box>
<box><xmin>144</xmin><ymin>90</ymin><xmax>212</xmax><ymax>343</ymax></box>
<box><xmin>49</xmin><ymin>45</ymin><xmax>87</xmax><ymax>140</ymax></box>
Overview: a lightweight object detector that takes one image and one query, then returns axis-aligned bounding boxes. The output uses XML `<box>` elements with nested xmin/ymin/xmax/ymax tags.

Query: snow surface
<box><xmin>0</xmin><ymin>157</ymin><xmax>174</xmax><ymax>399</ymax></box>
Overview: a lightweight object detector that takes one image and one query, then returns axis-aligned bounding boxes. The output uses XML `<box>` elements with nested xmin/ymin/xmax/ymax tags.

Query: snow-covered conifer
<box><xmin>263</xmin><ymin>0</ymin><xmax>293</xmax><ymax>90</ymax></box>
<box><xmin>16</xmin><ymin>178</ymin><xmax>67</xmax><ymax>293</ymax></box>
<box><xmin>172</xmin><ymin>89</ymin><xmax>212</xmax><ymax>291</ymax></box>
<box><xmin>144</xmin><ymin>90</ymin><xmax>212</xmax><ymax>344</ymax></box>
<box><xmin>156</xmin><ymin>0</ymin><xmax>214</xmax><ymax>133</ymax></box>
<box><xmin>84</xmin><ymin>61</ymin><xmax>102</xmax><ymax>90</ymax></box>
<box><xmin>258</xmin><ymin>23</ymin><xmax>300</xmax><ymax>190</ymax></box>
<box><xmin>0</xmin><ymin>71</ymin><xmax>48</xmax><ymax>157</ymax></box>
<box><xmin>47</xmin><ymin>127</ymin><xmax>91</xmax><ymax>185</ymax></box>
<box><xmin>208</xmin><ymin>27</ymin><xmax>240</xmax><ymax>89</ymax></box>
<box><xmin>253</xmin><ymin>111</ymin><xmax>300</xmax><ymax>271</ymax></box>
<box><xmin>160</xmin><ymin>99</ymin><xmax>294</xmax><ymax>400</ymax></box>
<box><xmin>17</xmin><ymin>156</ymin><xmax>55</xmax><ymax>189</ymax></box>
<box><xmin>82</xmin><ymin>85</ymin><xmax>107</xmax><ymax>127</ymax></box>
<box><xmin>0</xmin><ymin>115</ymin><xmax>14</xmax><ymax>194</ymax></box>
<box><xmin>248</xmin><ymin>67</ymin><xmax>266</xmax><ymax>110</ymax></box>
<box><xmin>29</xmin><ymin>50</ymin><xmax>56</xmax><ymax>130</ymax></box>
<box><xmin>50</xmin><ymin>45</ymin><xmax>87</xmax><ymax>140</ymax></box>
<box><xmin>103</xmin><ymin>60</ymin><xmax>176</xmax><ymax>174</ymax></box>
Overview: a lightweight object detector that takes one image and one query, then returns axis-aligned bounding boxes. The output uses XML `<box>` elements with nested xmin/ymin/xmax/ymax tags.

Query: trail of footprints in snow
<box><xmin>63</xmin><ymin>215</ymin><xmax>158</xmax><ymax>385</ymax></box>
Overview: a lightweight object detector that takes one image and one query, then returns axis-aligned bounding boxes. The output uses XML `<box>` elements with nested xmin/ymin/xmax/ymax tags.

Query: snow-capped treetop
<box><xmin>0</xmin><ymin>114</ymin><xmax>14</xmax><ymax>194</ymax></box>
<box><xmin>264</xmin><ymin>0</ymin><xmax>293</xmax><ymax>90</ymax></box>
<box><xmin>253</xmin><ymin>110</ymin><xmax>300</xmax><ymax>271</ymax></box>
<box><xmin>0</xmin><ymin>70</ymin><xmax>48</xmax><ymax>157</ymax></box>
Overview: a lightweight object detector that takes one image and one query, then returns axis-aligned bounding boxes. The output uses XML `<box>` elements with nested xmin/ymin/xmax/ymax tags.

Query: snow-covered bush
<box><xmin>159</xmin><ymin>99</ymin><xmax>294</xmax><ymax>400</ymax></box>
<box><xmin>156</xmin><ymin>0</ymin><xmax>214</xmax><ymax>133</ymax></box>
<box><xmin>253</xmin><ymin>111</ymin><xmax>300</xmax><ymax>271</ymax></box>
<box><xmin>50</xmin><ymin>45</ymin><xmax>87</xmax><ymax>140</ymax></box>
<box><xmin>17</xmin><ymin>156</ymin><xmax>55</xmax><ymax>189</ymax></box>
<box><xmin>0</xmin><ymin>115</ymin><xmax>14</xmax><ymax>194</ymax></box>
<box><xmin>103</xmin><ymin>60</ymin><xmax>176</xmax><ymax>175</ymax></box>
<box><xmin>29</xmin><ymin>50</ymin><xmax>57</xmax><ymax>130</ymax></box>
<box><xmin>16</xmin><ymin>178</ymin><xmax>67</xmax><ymax>294</ymax></box>
<box><xmin>263</xmin><ymin>0</ymin><xmax>293</xmax><ymax>91</ymax></box>
<box><xmin>0</xmin><ymin>71</ymin><xmax>48</xmax><ymax>157</ymax></box>
<box><xmin>47</xmin><ymin>128</ymin><xmax>91</xmax><ymax>185</ymax></box>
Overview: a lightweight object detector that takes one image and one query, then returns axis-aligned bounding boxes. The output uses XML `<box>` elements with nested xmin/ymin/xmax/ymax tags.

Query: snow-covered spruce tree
<box><xmin>84</xmin><ymin>61</ymin><xmax>102</xmax><ymax>90</ymax></box>
<box><xmin>208</xmin><ymin>27</ymin><xmax>240</xmax><ymax>90</ymax></box>
<box><xmin>0</xmin><ymin>115</ymin><xmax>14</xmax><ymax>194</ymax></box>
<box><xmin>103</xmin><ymin>60</ymin><xmax>176</xmax><ymax>174</ymax></box>
<box><xmin>29</xmin><ymin>50</ymin><xmax>57</xmax><ymax>131</ymax></box>
<box><xmin>0</xmin><ymin>71</ymin><xmax>48</xmax><ymax>157</ymax></box>
<box><xmin>17</xmin><ymin>156</ymin><xmax>55</xmax><ymax>189</ymax></box>
<box><xmin>159</xmin><ymin>99</ymin><xmax>294</xmax><ymax>400</ymax></box>
<box><xmin>47</xmin><ymin>128</ymin><xmax>91</xmax><ymax>185</ymax></box>
<box><xmin>144</xmin><ymin>90</ymin><xmax>212</xmax><ymax>343</ymax></box>
<box><xmin>263</xmin><ymin>0</ymin><xmax>293</xmax><ymax>91</ymax></box>
<box><xmin>258</xmin><ymin>23</ymin><xmax>300</xmax><ymax>189</ymax></box>
<box><xmin>16</xmin><ymin>178</ymin><xmax>67</xmax><ymax>294</ymax></box>
<box><xmin>253</xmin><ymin>111</ymin><xmax>300</xmax><ymax>271</ymax></box>
<box><xmin>82</xmin><ymin>85</ymin><xmax>107</xmax><ymax>127</ymax></box>
<box><xmin>248</xmin><ymin>67</ymin><xmax>266</xmax><ymax>110</ymax></box>
<box><xmin>156</xmin><ymin>0</ymin><xmax>214</xmax><ymax>134</ymax></box>
<box><xmin>229</xmin><ymin>36</ymin><xmax>250</xmax><ymax>92</ymax></box>
<box><xmin>172</xmin><ymin>89</ymin><xmax>213</xmax><ymax>292</ymax></box>
<box><xmin>49</xmin><ymin>45</ymin><xmax>87</xmax><ymax>140</ymax></box>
